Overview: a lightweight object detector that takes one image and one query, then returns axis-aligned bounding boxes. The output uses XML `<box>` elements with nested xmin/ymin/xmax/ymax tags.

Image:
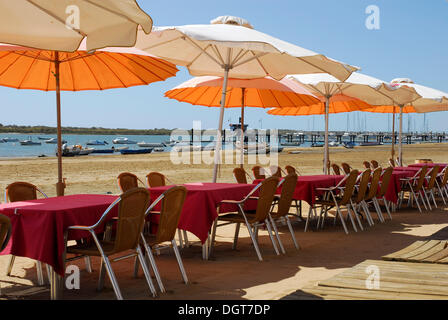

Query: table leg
<box><xmin>50</xmin><ymin>267</ymin><xmax>63</xmax><ymax>300</ymax></box>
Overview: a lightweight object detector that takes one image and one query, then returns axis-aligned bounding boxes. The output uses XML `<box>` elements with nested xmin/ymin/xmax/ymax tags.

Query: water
<box><xmin>0</xmin><ymin>134</ymin><xmax>172</xmax><ymax>158</ymax></box>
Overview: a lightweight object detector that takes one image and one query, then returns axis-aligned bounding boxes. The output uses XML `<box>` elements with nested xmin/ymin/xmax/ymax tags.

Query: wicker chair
<box><xmin>252</xmin><ymin>166</ymin><xmax>266</xmax><ymax>180</ymax></box>
<box><xmin>0</xmin><ymin>214</ymin><xmax>11</xmax><ymax>295</ymax></box>
<box><xmin>269</xmin><ymin>165</ymin><xmax>283</xmax><ymax>178</ymax></box>
<box><xmin>399</xmin><ymin>166</ymin><xmax>429</xmax><ymax>213</ymax></box>
<box><xmin>371</xmin><ymin>160</ymin><xmax>380</xmax><ymax>169</ymax></box>
<box><xmin>435</xmin><ymin>167</ymin><xmax>448</xmax><ymax>205</ymax></box>
<box><xmin>65</xmin><ymin>187</ymin><xmax>157</xmax><ymax>299</ymax></box>
<box><xmin>341</xmin><ymin>163</ymin><xmax>352</xmax><ymax>175</ymax></box>
<box><xmin>268</xmin><ymin>173</ymin><xmax>300</xmax><ymax>252</ymax></box>
<box><xmin>4</xmin><ymin>182</ymin><xmax>54</xmax><ymax>286</ymax></box>
<box><xmin>210</xmin><ymin>176</ymin><xmax>280</xmax><ymax>261</ymax></box>
<box><xmin>388</xmin><ymin>158</ymin><xmax>396</xmax><ymax>168</ymax></box>
<box><xmin>285</xmin><ymin>165</ymin><xmax>301</xmax><ymax>176</ymax></box>
<box><xmin>363</xmin><ymin>167</ymin><xmax>385</xmax><ymax>223</ymax></box>
<box><xmin>117</xmin><ymin>172</ymin><xmax>146</xmax><ymax>192</ymax></box>
<box><xmin>423</xmin><ymin>166</ymin><xmax>441</xmax><ymax>210</ymax></box>
<box><xmin>376</xmin><ymin>167</ymin><xmax>394</xmax><ymax>220</ymax></box>
<box><xmin>350</xmin><ymin>169</ymin><xmax>373</xmax><ymax>229</ymax></box>
<box><xmin>139</xmin><ymin>186</ymin><xmax>188</xmax><ymax>293</ymax></box>
<box><xmin>146</xmin><ymin>171</ymin><xmax>189</xmax><ymax>248</ymax></box>
<box><xmin>331</xmin><ymin>163</ymin><xmax>342</xmax><ymax>175</ymax></box>
<box><xmin>233</xmin><ymin>167</ymin><xmax>252</xmax><ymax>184</ymax></box>
<box><xmin>309</xmin><ymin>170</ymin><xmax>360</xmax><ymax>234</ymax></box>
<box><xmin>363</xmin><ymin>161</ymin><xmax>371</xmax><ymax>169</ymax></box>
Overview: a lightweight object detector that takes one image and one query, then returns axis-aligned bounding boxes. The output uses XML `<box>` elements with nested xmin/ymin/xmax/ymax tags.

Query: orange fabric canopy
<box><xmin>0</xmin><ymin>44</ymin><xmax>178</xmax><ymax>91</ymax></box>
<box><xmin>361</xmin><ymin>105</ymin><xmax>417</xmax><ymax>114</ymax></box>
<box><xmin>267</xmin><ymin>94</ymin><xmax>371</xmax><ymax>116</ymax></box>
<box><xmin>165</xmin><ymin>76</ymin><xmax>320</xmax><ymax>108</ymax></box>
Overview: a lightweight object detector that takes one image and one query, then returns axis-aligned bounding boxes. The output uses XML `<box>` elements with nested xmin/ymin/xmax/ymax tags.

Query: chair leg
<box><xmin>177</xmin><ymin>229</ymin><xmax>184</xmax><ymax>249</ymax></box>
<box><xmin>209</xmin><ymin>219</ymin><xmax>218</xmax><ymax>258</ymax></box>
<box><xmin>264</xmin><ymin>220</ymin><xmax>280</xmax><ymax>255</ymax></box>
<box><xmin>36</xmin><ymin>261</ymin><xmax>45</xmax><ymax>286</ymax></box>
<box><xmin>100</xmin><ymin>254</ymin><xmax>123</xmax><ymax>300</ymax></box>
<box><xmin>424</xmin><ymin>191</ymin><xmax>432</xmax><ymax>210</ymax></box>
<box><xmin>232</xmin><ymin>223</ymin><xmax>240</xmax><ymax>250</ymax></box>
<box><xmin>269</xmin><ymin>216</ymin><xmax>286</xmax><ymax>254</ymax></box>
<box><xmin>373</xmin><ymin>198</ymin><xmax>385</xmax><ymax>223</ymax></box>
<box><xmin>361</xmin><ymin>202</ymin><xmax>374</xmax><ymax>226</ymax></box>
<box><xmin>383</xmin><ymin>197</ymin><xmax>393</xmax><ymax>220</ymax></box>
<box><xmin>84</xmin><ymin>257</ymin><xmax>93</xmax><ymax>273</ymax></box>
<box><xmin>335</xmin><ymin>204</ymin><xmax>349</xmax><ymax>234</ymax></box>
<box><xmin>172</xmin><ymin>240</ymin><xmax>189</xmax><ymax>284</ymax></box>
<box><xmin>182</xmin><ymin>230</ymin><xmax>190</xmax><ymax>248</ymax></box>
<box><xmin>97</xmin><ymin>259</ymin><xmax>107</xmax><ymax>292</ymax></box>
<box><xmin>285</xmin><ymin>216</ymin><xmax>300</xmax><ymax>250</ymax></box>
<box><xmin>6</xmin><ymin>255</ymin><xmax>15</xmax><ymax>276</ymax></box>
<box><xmin>139</xmin><ymin>236</ymin><xmax>165</xmax><ymax>293</ymax></box>
<box><xmin>350</xmin><ymin>204</ymin><xmax>363</xmax><ymax>231</ymax></box>
<box><xmin>346</xmin><ymin>205</ymin><xmax>358</xmax><ymax>232</ymax></box>
<box><xmin>430</xmin><ymin>190</ymin><xmax>438</xmax><ymax>208</ymax></box>
<box><xmin>304</xmin><ymin>206</ymin><xmax>312</xmax><ymax>232</ymax></box>
<box><xmin>136</xmin><ymin>245</ymin><xmax>158</xmax><ymax>297</ymax></box>
<box><xmin>245</xmin><ymin>221</ymin><xmax>263</xmax><ymax>261</ymax></box>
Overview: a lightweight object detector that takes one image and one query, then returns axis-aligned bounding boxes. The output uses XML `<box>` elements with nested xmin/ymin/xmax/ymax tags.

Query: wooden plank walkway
<box><xmin>382</xmin><ymin>240</ymin><xmax>448</xmax><ymax>263</ymax></box>
<box><xmin>284</xmin><ymin>259</ymin><xmax>448</xmax><ymax>300</ymax></box>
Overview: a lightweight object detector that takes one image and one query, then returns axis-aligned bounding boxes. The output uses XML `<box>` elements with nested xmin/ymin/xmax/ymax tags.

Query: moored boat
<box><xmin>112</xmin><ymin>137</ymin><xmax>137</xmax><ymax>144</ymax></box>
<box><xmin>120</xmin><ymin>148</ymin><xmax>153</xmax><ymax>155</ymax></box>
<box><xmin>87</xmin><ymin>140</ymin><xmax>108</xmax><ymax>145</ymax></box>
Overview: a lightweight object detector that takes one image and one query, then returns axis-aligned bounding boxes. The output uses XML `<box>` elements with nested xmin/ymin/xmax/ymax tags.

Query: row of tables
<box><xmin>0</xmin><ymin>163</ymin><xmax>444</xmax><ymax>299</ymax></box>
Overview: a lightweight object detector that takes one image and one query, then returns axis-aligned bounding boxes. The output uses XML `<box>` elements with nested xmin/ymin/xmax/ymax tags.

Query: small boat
<box><xmin>45</xmin><ymin>138</ymin><xmax>67</xmax><ymax>144</ymax></box>
<box><xmin>329</xmin><ymin>141</ymin><xmax>340</xmax><ymax>147</ymax></box>
<box><xmin>342</xmin><ymin>142</ymin><xmax>356</xmax><ymax>149</ymax></box>
<box><xmin>359</xmin><ymin>142</ymin><xmax>384</xmax><ymax>147</ymax></box>
<box><xmin>78</xmin><ymin>147</ymin><xmax>94</xmax><ymax>155</ymax></box>
<box><xmin>152</xmin><ymin>147</ymin><xmax>165</xmax><ymax>152</ymax></box>
<box><xmin>120</xmin><ymin>148</ymin><xmax>153</xmax><ymax>155</ymax></box>
<box><xmin>281</xmin><ymin>142</ymin><xmax>301</xmax><ymax>147</ymax></box>
<box><xmin>87</xmin><ymin>140</ymin><xmax>108</xmax><ymax>146</ymax></box>
<box><xmin>112</xmin><ymin>137</ymin><xmax>137</xmax><ymax>144</ymax></box>
<box><xmin>20</xmin><ymin>137</ymin><xmax>41</xmax><ymax>146</ymax></box>
<box><xmin>38</xmin><ymin>137</ymin><xmax>50</xmax><ymax>140</ymax></box>
<box><xmin>60</xmin><ymin>145</ymin><xmax>93</xmax><ymax>156</ymax></box>
<box><xmin>91</xmin><ymin>149</ymin><xmax>115</xmax><ymax>154</ymax></box>
<box><xmin>311</xmin><ymin>143</ymin><xmax>324</xmax><ymax>147</ymax></box>
<box><xmin>2</xmin><ymin>137</ymin><xmax>19</xmax><ymax>142</ymax></box>
<box><xmin>137</xmin><ymin>141</ymin><xmax>166</xmax><ymax>148</ymax></box>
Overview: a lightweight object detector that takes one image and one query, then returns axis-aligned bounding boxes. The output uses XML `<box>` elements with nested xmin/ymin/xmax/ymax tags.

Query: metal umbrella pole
<box><xmin>239</xmin><ymin>88</ymin><xmax>246</xmax><ymax>168</ymax></box>
<box><xmin>323</xmin><ymin>96</ymin><xmax>330</xmax><ymax>174</ymax></box>
<box><xmin>398</xmin><ymin>105</ymin><xmax>404</xmax><ymax>166</ymax></box>
<box><xmin>391</xmin><ymin>107</ymin><xmax>396</xmax><ymax>161</ymax></box>
<box><xmin>212</xmin><ymin>66</ymin><xmax>230</xmax><ymax>183</ymax></box>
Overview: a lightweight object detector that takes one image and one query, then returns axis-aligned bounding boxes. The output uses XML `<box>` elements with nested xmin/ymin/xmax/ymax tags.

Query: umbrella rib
<box><xmin>186</xmin><ymin>45</ymin><xmax>212</xmax><ymax>68</ymax></box>
<box><xmin>0</xmin><ymin>52</ymin><xmax>23</xmax><ymax>78</ymax></box>
<box><xmin>183</xmin><ymin>37</ymin><xmax>223</xmax><ymax>68</ymax></box>
<box><xmin>230</xmin><ymin>48</ymin><xmax>248</xmax><ymax>66</ymax></box>
<box><xmin>232</xmin><ymin>51</ymin><xmax>268</xmax><ymax>69</ymax></box>
<box><xmin>210</xmin><ymin>45</ymin><xmax>226</xmax><ymax>66</ymax></box>
<box><xmin>93</xmin><ymin>53</ymin><xmax>130</xmax><ymax>88</ymax></box>
<box><xmin>16</xmin><ymin>52</ymin><xmax>41</xmax><ymax>90</ymax></box>
<box><xmin>78</xmin><ymin>54</ymin><xmax>102</xmax><ymax>89</ymax></box>
<box><xmin>114</xmin><ymin>52</ymin><xmax>173</xmax><ymax>82</ymax></box>
<box><xmin>66</xmin><ymin>53</ymin><xmax>77</xmax><ymax>91</ymax></box>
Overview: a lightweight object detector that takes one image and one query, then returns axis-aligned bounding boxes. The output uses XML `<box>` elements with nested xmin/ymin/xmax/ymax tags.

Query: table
<box><xmin>408</xmin><ymin>163</ymin><xmax>447</xmax><ymax>169</ymax></box>
<box><xmin>254</xmin><ymin>175</ymin><xmax>344</xmax><ymax>205</ymax></box>
<box><xmin>0</xmin><ymin>194</ymin><xmax>118</xmax><ymax>276</ymax></box>
<box><xmin>148</xmin><ymin>183</ymin><xmax>256</xmax><ymax>244</ymax></box>
<box><xmin>388</xmin><ymin>170</ymin><xmax>415</xmax><ymax>204</ymax></box>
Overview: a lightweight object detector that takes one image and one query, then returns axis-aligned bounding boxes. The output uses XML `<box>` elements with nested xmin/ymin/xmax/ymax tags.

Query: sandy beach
<box><xmin>1</xmin><ymin>143</ymin><xmax>448</xmax><ymax>300</ymax></box>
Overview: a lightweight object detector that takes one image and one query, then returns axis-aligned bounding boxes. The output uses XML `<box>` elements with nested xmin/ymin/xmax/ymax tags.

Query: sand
<box><xmin>1</xmin><ymin>142</ymin><xmax>448</xmax><ymax>300</ymax></box>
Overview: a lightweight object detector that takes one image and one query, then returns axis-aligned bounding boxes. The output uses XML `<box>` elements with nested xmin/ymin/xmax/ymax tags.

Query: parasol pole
<box><xmin>391</xmin><ymin>107</ymin><xmax>396</xmax><ymax>161</ymax></box>
<box><xmin>212</xmin><ymin>66</ymin><xmax>230</xmax><ymax>183</ymax></box>
<box><xmin>398</xmin><ymin>104</ymin><xmax>404</xmax><ymax>166</ymax></box>
<box><xmin>240</xmin><ymin>88</ymin><xmax>245</xmax><ymax>168</ymax></box>
<box><xmin>323</xmin><ymin>96</ymin><xmax>330</xmax><ymax>174</ymax></box>
<box><xmin>54</xmin><ymin>51</ymin><xmax>65</xmax><ymax>196</ymax></box>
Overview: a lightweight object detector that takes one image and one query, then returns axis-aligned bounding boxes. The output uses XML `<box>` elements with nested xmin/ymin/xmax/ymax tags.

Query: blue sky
<box><xmin>1</xmin><ymin>0</ymin><xmax>447</xmax><ymax>133</ymax></box>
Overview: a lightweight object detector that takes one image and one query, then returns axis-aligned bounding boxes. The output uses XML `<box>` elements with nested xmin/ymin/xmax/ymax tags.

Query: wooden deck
<box><xmin>284</xmin><ymin>259</ymin><xmax>448</xmax><ymax>300</ymax></box>
<box><xmin>382</xmin><ymin>240</ymin><xmax>448</xmax><ymax>264</ymax></box>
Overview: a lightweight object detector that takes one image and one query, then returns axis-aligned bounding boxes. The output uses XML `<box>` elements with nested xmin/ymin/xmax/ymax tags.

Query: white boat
<box><xmin>112</xmin><ymin>137</ymin><xmax>137</xmax><ymax>144</ymax></box>
<box><xmin>113</xmin><ymin>146</ymin><xmax>129</xmax><ymax>152</ymax></box>
<box><xmin>137</xmin><ymin>141</ymin><xmax>166</xmax><ymax>148</ymax></box>
<box><xmin>2</xmin><ymin>137</ymin><xmax>19</xmax><ymax>142</ymax></box>
<box><xmin>45</xmin><ymin>138</ymin><xmax>67</xmax><ymax>144</ymax></box>
<box><xmin>86</xmin><ymin>140</ymin><xmax>108</xmax><ymax>146</ymax></box>
<box><xmin>20</xmin><ymin>137</ymin><xmax>41</xmax><ymax>146</ymax></box>
<box><xmin>60</xmin><ymin>145</ymin><xmax>93</xmax><ymax>156</ymax></box>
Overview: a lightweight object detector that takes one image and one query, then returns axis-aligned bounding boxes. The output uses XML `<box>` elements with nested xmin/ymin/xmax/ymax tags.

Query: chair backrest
<box><xmin>285</xmin><ymin>165</ymin><xmax>298</xmax><ymax>176</ymax></box>
<box><xmin>365</xmin><ymin>168</ymin><xmax>383</xmax><ymax>200</ymax></box>
<box><xmin>441</xmin><ymin>168</ymin><xmax>448</xmax><ymax>186</ymax></box>
<box><xmin>146</xmin><ymin>172</ymin><xmax>166</xmax><ymax>188</ymax></box>
<box><xmin>388</xmin><ymin>158</ymin><xmax>396</xmax><ymax>168</ymax></box>
<box><xmin>254</xmin><ymin>176</ymin><xmax>279</xmax><ymax>222</ymax></box>
<box><xmin>414</xmin><ymin>166</ymin><xmax>428</xmax><ymax>192</ymax></box>
<box><xmin>117</xmin><ymin>172</ymin><xmax>142</xmax><ymax>192</ymax></box>
<box><xmin>341</xmin><ymin>163</ymin><xmax>351</xmax><ymax>175</ymax></box>
<box><xmin>0</xmin><ymin>214</ymin><xmax>11</xmax><ymax>252</ymax></box>
<box><xmin>276</xmin><ymin>174</ymin><xmax>298</xmax><ymax>217</ymax></box>
<box><xmin>233</xmin><ymin>167</ymin><xmax>248</xmax><ymax>184</ymax></box>
<box><xmin>363</xmin><ymin>161</ymin><xmax>371</xmax><ymax>169</ymax></box>
<box><xmin>252</xmin><ymin>166</ymin><xmax>266</xmax><ymax>180</ymax></box>
<box><xmin>5</xmin><ymin>182</ymin><xmax>46</xmax><ymax>202</ymax></box>
<box><xmin>331</xmin><ymin>163</ymin><xmax>341</xmax><ymax>175</ymax></box>
<box><xmin>113</xmin><ymin>187</ymin><xmax>150</xmax><ymax>252</ymax></box>
<box><xmin>427</xmin><ymin>166</ymin><xmax>440</xmax><ymax>189</ymax></box>
<box><xmin>155</xmin><ymin>186</ymin><xmax>187</xmax><ymax>244</ymax></box>
<box><xmin>355</xmin><ymin>169</ymin><xmax>371</xmax><ymax>203</ymax></box>
<box><xmin>339</xmin><ymin>170</ymin><xmax>359</xmax><ymax>205</ymax></box>
<box><xmin>378</xmin><ymin>167</ymin><xmax>393</xmax><ymax>197</ymax></box>
<box><xmin>371</xmin><ymin>160</ymin><xmax>379</xmax><ymax>169</ymax></box>
<box><xmin>270</xmin><ymin>166</ymin><xmax>282</xmax><ymax>178</ymax></box>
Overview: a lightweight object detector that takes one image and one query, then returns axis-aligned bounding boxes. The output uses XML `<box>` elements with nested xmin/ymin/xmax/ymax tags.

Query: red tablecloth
<box><xmin>254</xmin><ymin>175</ymin><xmax>344</xmax><ymax>205</ymax></box>
<box><xmin>148</xmin><ymin>183</ymin><xmax>256</xmax><ymax>244</ymax></box>
<box><xmin>0</xmin><ymin>194</ymin><xmax>118</xmax><ymax>276</ymax></box>
<box><xmin>408</xmin><ymin>163</ymin><xmax>447</xmax><ymax>168</ymax></box>
<box><xmin>386</xmin><ymin>170</ymin><xmax>415</xmax><ymax>204</ymax></box>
